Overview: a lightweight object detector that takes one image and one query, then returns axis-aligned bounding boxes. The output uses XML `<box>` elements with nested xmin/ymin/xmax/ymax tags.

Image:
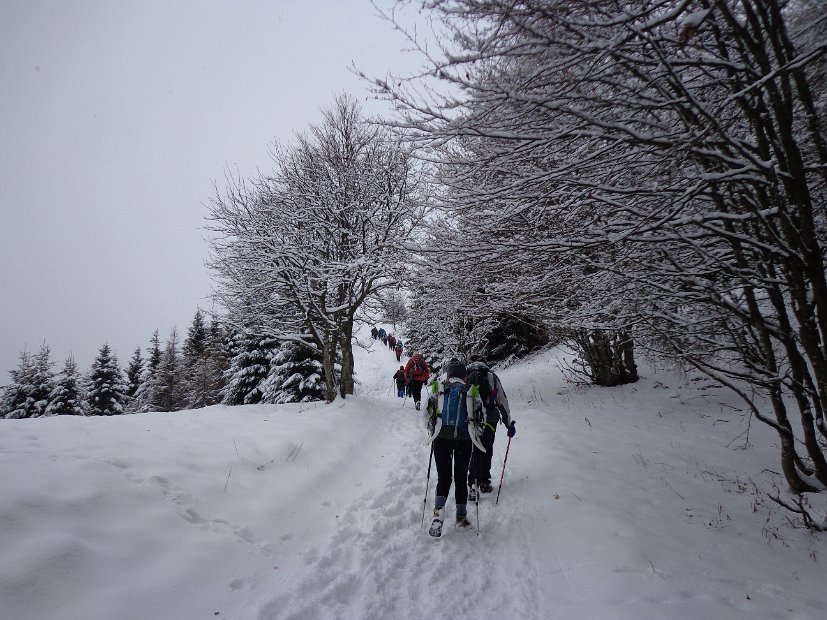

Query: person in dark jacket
<box><xmin>394</xmin><ymin>340</ymin><xmax>403</xmax><ymax>362</ymax></box>
<box><xmin>426</xmin><ymin>358</ymin><xmax>473</xmax><ymax>531</ymax></box>
<box><xmin>404</xmin><ymin>352</ymin><xmax>431</xmax><ymax>410</ymax></box>
<box><xmin>466</xmin><ymin>355</ymin><xmax>515</xmax><ymax>499</ymax></box>
<box><xmin>392</xmin><ymin>366</ymin><xmax>407</xmax><ymax>398</ymax></box>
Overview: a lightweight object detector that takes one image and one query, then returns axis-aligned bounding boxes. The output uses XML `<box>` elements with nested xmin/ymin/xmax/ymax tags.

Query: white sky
<box><xmin>0</xmin><ymin>0</ymin><xmax>425</xmax><ymax>378</ymax></box>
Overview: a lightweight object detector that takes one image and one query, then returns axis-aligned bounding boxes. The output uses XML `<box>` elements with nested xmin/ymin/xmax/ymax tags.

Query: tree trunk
<box><xmin>338</xmin><ymin>320</ymin><xmax>355</xmax><ymax>398</ymax></box>
<box><xmin>322</xmin><ymin>331</ymin><xmax>338</xmax><ymax>403</ymax></box>
<box><xmin>574</xmin><ymin>329</ymin><xmax>639</xmax><ymax>387</ymax></box>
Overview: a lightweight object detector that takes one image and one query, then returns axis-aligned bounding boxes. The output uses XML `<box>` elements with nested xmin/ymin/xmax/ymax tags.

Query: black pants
<box><xmin>434</xmin><ymin>436</ymin><xmax>472</xmax><ymax>506</ymax></box>
<box><xmin>469</xmin><ymin>425</ymin><xmax>497</xmax><ymax>486</ymax></box>
<box><xmin>409</xmin><ymin>380</ymin><xmax>425</xmax><ymax>404</ymax></box>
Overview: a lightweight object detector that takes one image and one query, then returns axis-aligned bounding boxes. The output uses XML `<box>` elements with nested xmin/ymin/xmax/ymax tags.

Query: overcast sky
<box><xmin>0</xmin><ymin>0</ymin><xmax>426</xmax><ymax>379</ymax></box>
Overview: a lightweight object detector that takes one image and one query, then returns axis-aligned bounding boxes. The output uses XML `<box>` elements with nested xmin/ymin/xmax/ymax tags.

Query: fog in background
<box><xmin>0</xmin><ymin>0</ymin><xmax>424</xmax><ymax>379</ymax></box>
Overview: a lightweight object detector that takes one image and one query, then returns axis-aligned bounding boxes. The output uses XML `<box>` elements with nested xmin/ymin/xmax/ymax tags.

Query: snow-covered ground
<box><xmin>1</xmin><ymin>327</ymin><xmax>826</xmax><ymax>619</ymax></box>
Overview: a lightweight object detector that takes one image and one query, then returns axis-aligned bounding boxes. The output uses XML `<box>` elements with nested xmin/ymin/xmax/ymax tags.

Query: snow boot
<box><xmin>415</xmin><ymin>401</ymin><xmax>421</xmax><ymax>411</ymax></box>
<box><xmin>480</xmin><ymin>481</ymin><xmax>493</xmax><ymax>494</ymax></box>
<box><xmin>456</xmin><ymin>514</ymin><xmax>472</xmax><ymax>529</ymax></box>
<box><xmin>468</xmin><ymin>486</ymin><xmax>477</xmax><ymax>502</ymax></box>
<box><xmin>429</xmin><ymin>508</ymin><xmax>444</xmax><ymax>537</ymax></box>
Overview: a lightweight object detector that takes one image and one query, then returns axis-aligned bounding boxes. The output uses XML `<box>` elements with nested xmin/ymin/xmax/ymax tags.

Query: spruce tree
<box><xmin>152</xmin><ymin>328</ymin><xmax>186</xmax><ymax>412</ymax></box>
<box><xmin>1</xmin><ymin>349</ymin><xmax>37</xmax><ymax>419</ymax></box>
<box><xmin>124</xmin><ymin>347</ymin><xmax>145</xmax><ymax>412</ymax></box>
<box><xmin>136</xmin><ymin>329</ymin><xmax>163</xmax><ymax>412</ymax></box>
<box><xmin>183</xmin><ymin>310</ymin><xmax>209</xmax><ymax>408</ymax></box>
<box><xmin>86</xmin><ymin>343</ymin><xmax>127</xmax><ymax>416</ymax></box>
<box><xmin>46</xmin><ymin>355</ymin><xmax>86</xmax><ymax>416</ymax></box>
<box><xmin>221</xmin><ymin>333</ymin><xmax>273</xmax><ymax>405</ymax></box>
<box><xmin>261</xmin><ymin>341</ymin><xmax>326</xmax><ymax>404</ymax></box>
<box><xmin>203</xmin><ymin>319</ymin><xmax>230</xmax><ymax>406</ymax></box>
<box><xmin>29</xmin><ymin>343</ymin><xmax>56</xmax><ymax>417</ymax></box>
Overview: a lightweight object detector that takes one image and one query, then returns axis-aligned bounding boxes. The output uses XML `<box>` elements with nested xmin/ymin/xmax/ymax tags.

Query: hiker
<box><xmin>388</xmin><ymin>334</ymin><xmax>396</xmax><ymax>350</ymax></box>
<box><xmin>392</xmin><ymin>366</ymin><xmax>407</xmax><ymax>398</ymax></box>
<box><xmin>394</xmin><ymin>340</ymin><xmax>403</xmax><ymax>362</ymax></box>
<box><xmin>426</xmin><ymin>358</ymin><xmax>474</xmax><ymax>534</ymax></box>
<box><xmin>378</xmin><ymin>327</ymin><xmax>386</xmax><ymax>342</ymax></box>
<box><xmin>466</xmin><ymin>354</ymin><xmax>516</xmax><ymax>499</ymax></box>
<box><xmin>404</xmin><ymin>351</ymin><xmax>431</xmax><ymax>410</ymax></box>
<box><xmin>371</xmin><ymin>326</ymin><xmax>379</xmax><ymax>340</ymax></box>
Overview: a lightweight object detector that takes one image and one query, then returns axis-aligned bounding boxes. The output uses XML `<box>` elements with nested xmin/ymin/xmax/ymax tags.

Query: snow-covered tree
<box><xmin>208</xmin><ymin>94</ymin><xmax>429</xmax><ymax>401</ymax></box>
<box><xmin>374</xmin><ymin>0</ymin><xmax>827</xmax><ymax>491</ymax></box>
<box><xmin>2</xmin><ymin>349</ymin><xmax>37</xmax><ymax>419</ymax></box>
<box><xmin>381</xmin><ymin>291</ymin><xmax>408</xmax><ymax>331</ymax></box>
<box><xmin>46</xmin><ymin>355</ymin><xmax>86</xmax><ymax>416</ymax></box>
<box><xmin>124</xmin><ymin>347</ymin><xmax>144</xmax><ymax>405</ymax></box>
<box><xmin>260</xmin><ymin>341</ymin><xmax>327</xmax><ymax>404</ymax></box>
<box><xmin>134</xmin><ymin>329</ymin><xmax>163</xmax><ymax>412</ymax></box>
<box><xmin>182</xmin><ymin>310</ymin><xmax>229</xmax><ymax>409</ymax></box>
<box><xmin>86</xmin><ymin>343</ymin><xmax>127</xmax><ymax>416</ymax></box>
<box><xmin>151</xmin><ymin>328</ymin><xmax>186</xmax><ymax>412</ymax></box>
<box><xmin>221</xmin><ymin>333</ymin><xmax>274</xmax><ymax>406</ymax></box>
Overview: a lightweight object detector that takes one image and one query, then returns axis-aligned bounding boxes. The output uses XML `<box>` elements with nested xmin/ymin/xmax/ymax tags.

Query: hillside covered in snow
<box><xmin>1</xmin><ymin>328</ymin><xmax>826</xmax><ymax>619</ymax></box>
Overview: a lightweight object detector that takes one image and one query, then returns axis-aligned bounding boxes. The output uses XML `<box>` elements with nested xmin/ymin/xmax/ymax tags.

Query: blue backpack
<box><xmin>440</xmin><ymin>381</ymin><xmax>470</xmax><ymax>439</ymax></box>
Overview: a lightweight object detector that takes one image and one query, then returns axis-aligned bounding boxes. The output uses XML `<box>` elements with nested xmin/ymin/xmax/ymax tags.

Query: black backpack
<box><xmin>467</xmin><ymin>367</ymin><xmax>493</xmax><ymax>406</ymax></box>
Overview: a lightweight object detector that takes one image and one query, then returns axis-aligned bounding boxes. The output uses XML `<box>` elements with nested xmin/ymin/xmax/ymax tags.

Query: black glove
<box><xmin>507</xmin><ymin>420</ymin><xmax>516</xmax><ymax>438</ymax></box>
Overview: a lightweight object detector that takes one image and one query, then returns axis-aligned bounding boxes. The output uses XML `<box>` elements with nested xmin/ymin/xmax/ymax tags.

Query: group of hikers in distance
<box><xmin>374</xmin><ymin>326</ymin><xmax>517</xmax><ymax>538</ymax></box>
<box><xmin>371</xmin><ymin>326</ymin><xmax>404</xmax><ymax>362</ymax></box>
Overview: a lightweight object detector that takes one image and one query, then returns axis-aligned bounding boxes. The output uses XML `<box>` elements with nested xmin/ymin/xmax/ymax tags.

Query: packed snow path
<box><xmin>253</xmin><ymin>339</ymin><xmax>542</xmax><ymax>620</ymax></box>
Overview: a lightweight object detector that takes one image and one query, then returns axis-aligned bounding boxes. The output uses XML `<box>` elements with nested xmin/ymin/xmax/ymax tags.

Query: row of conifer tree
<box><xmin>1</xmin><ymin>310</ymin><xmax>327</xmax><ymax>419</ymax></box>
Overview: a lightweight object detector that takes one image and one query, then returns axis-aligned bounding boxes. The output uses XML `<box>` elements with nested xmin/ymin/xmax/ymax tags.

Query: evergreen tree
<box><xmin>183</xmin><ymin>310</ymin><xmax>210</xmax><ymax>408</ymax></box>
<box><xmin>260</xmin><ymin>341</ymin><xmax>326</xmax><ymax>404</ymax></box>
<box><xmin>29</xmin><ymin>343</ymin><xmax>56</xmax><ymax>417</ymax></box>
<box><xmin>46</xmin><ymin>355</ymin><xmax>86</xmax><ymax>416</ymax></box>
<box><xmin>152</xmin><ymin>328</ymin><xmax>186</xmax><ymax>412</ymax></box>
<box><xmin>86</xmin><ymin>343</ymin><xmax>127</xmax><ymax>416</ymax></box>
<box><xmin>186</xmin><ymin>318</ymin><xmax>230</xmax><ymax>409</ymax></box>
<box><xmin>221</xmin><ymin>333</ymin><xmax>273</xmax><ymax>405</ymax></box>
<box><xmin>124</xmin><ymin>347</ymin><xmax>144</xmax><ymax>412</ymax></box>
<box><xmin>203</xmin><ymin>319</ymin><xmax>230</xmax><ymax>405</ymax></box>
<box><xmin>183</xmin><ymin>310</ymin><xmax>208</xmax><ymax>366</ymax></box>
<box><xmin>136</xmin><ymin>329</ymin><xmax>163</xmax><ymax>412</ymax></box>
<box><xmin>1</xmin><ymin>349</ymin><xmax>37</xmax><ymax>419</ymax></box>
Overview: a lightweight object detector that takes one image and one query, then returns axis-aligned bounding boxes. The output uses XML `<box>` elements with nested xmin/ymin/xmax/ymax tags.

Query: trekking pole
<box><xmin>495</xmin><ymin>435</ymin><xmax>513</xmax><ymax>506</ymax></box>
<box><xmin>472</xmin><ymin>449</ymin><xmax>481</xmax><ymax>537</ymax></box>
<box><xmin>421</xmin><ymin>441</ymin><xmax>435</xmax><ymax>529</ymax></box>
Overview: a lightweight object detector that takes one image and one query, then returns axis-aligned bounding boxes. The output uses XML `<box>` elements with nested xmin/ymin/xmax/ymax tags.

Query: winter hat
<box><xmin>444</xmin><ymin>357</ymin><xmax>467</xmax><ymax>381</ymax></box>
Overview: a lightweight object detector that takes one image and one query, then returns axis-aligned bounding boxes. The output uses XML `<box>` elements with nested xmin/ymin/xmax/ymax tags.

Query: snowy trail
<box><xmin>251</xmin><ymin>338</ymin><xmax>544</xmax><ymax>620</ymax></box>
<box><xmin>4</xmin><ymin>329</ymin><xmax>826</xmax><ymax>620</ymax></box>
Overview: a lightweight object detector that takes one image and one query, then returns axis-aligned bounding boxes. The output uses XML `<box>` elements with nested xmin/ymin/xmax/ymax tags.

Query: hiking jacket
<box><xmin>405</xmin><ymin>356</ymin><xmax>430</xmax><ymax>382</ymax></box>
<box><xmin>392</xmin><ymin>369</ymin><xmax>407</xmax><ymax>387</ymax></box>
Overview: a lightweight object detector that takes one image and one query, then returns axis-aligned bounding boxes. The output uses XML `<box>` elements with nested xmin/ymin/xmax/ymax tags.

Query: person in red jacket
<box><xmin>404</xmin><ymin>352</ymin><xmax>431</xmax><ymax>410</ymax></box>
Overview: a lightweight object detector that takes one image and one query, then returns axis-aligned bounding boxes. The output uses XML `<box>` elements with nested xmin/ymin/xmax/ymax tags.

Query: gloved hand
<box><xmin>507</xmin><ymin>420</ymin><xmax>516</xmax><ymax>438</ymax></box>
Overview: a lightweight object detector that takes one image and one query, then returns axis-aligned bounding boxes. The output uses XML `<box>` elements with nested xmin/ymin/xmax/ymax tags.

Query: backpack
<box><xmin>467</xmin><ymin>367</ymin><xmax>494</xmax><ymax>406</ymax></box>
<box><xmin>440</xmin><ymin>381</ymin><xmax>470</xmax><ymax>439</ymax></box>
<box><xmin>409</xmin><ymin>356</ymin><xmax>427</xmax><ymax>381</ymax></box>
